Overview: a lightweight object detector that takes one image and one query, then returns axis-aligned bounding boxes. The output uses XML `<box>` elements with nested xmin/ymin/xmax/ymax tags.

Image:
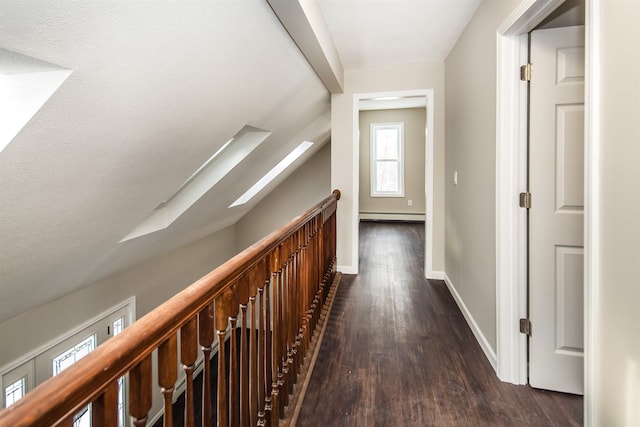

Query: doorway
<box><xmin>495</xmin><ymin>0</ymin><xmax>591</xmax><ymax>402</ymax></box>
<box><xmin>527</xmin><ymin>25</ymin><xmax>585</xmax><ymax>394</ymax></box>
<box><xmin>352</xmin><ymin>89</ymin><xmax>436</xmax><ymax>279</ymax></box>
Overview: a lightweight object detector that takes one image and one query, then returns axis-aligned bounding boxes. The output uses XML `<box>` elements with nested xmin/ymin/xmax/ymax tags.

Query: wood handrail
<box><xmin>0</xmin><ymin>189</ymin><xmax>341</xmax><ymax>427</ymax></box>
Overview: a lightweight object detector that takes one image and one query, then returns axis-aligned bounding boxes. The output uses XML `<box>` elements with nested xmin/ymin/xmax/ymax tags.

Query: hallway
<box><xmin>297</xmin><ymin>221</ymin><xmax>582</xmax><ymax>426</ymax></box>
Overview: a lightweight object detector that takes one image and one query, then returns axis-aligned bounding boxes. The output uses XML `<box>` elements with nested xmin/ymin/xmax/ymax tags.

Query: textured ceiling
<box><xmin>0</xmin><ymin>0</ymin><xmax>483</xmax><ymax>323</ymax></box>
<box><xmin>0</xmin><ymin>1</ymin><xmax>330</xmax><ymax>322</ymax></box>
<box><xmin>317</xmin><ymin>0</ymin><xmax>482</xmax><ymax>68</ymax></box>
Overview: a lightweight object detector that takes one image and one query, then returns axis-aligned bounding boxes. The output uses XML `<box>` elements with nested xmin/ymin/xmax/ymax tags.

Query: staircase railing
<box><xmin>0</xmin><ymin>190</ymin><xmax>341</xmax><ymax>427</ymax></box>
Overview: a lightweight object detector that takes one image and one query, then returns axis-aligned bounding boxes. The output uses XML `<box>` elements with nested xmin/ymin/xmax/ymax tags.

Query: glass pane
<box><xmin>53</xmin><ymin>335</ymin><xmax>96</xmax><ymax>426</ymax></box>
<box><xmin>73</xmin><ymin>404</ymin><xmax>91</xmax><ymax>427</ymax></box>
<box><xmin>53</xmin><ymin>335</ymin><xmax>97</xmax><ymax>376</ymax></box>
<box><xmin>4</xmin><ymin>377</ymin><xmax>25</xmax><ymax>407</ymax></box>
<box><xmin>375</xmin><ymin>129</ymin><xmax>399</xmax><ymax>160</ymax></box>
<box><xmin>112</xmin><ymin>317</ymin><xmax>124</xmax><ymax>336</ymax></box>
<box><xmin>376</xmin><ymin>160</ymin><xmax>399</xmax><ymax>192</ymax></box>
<box><xmin>117</xmin><ymin>376</ymin><xmax>125</xmax><ymax>427</ymax></box>
<box><xmin>112</xmin><ymin>317</ymin><xmax>125</xmax><ymax>427</ymax></box>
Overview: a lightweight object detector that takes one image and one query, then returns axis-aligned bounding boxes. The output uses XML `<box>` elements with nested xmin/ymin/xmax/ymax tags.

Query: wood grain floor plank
<box><xmin>297</xmin><ymin>221</ymin><xmax>582</xmax><ymax>426</ymax></box>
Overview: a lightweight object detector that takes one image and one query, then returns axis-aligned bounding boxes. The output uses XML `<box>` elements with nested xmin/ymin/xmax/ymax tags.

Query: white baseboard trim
<box><xmin>426</xmin><ymin>270</ymin><xmax>445</xmax><ymax>281</ymax></box>
<box><xmin>149</xmin><ymin>408</ymin><xmax>164</xmax><ymax>427</ymax></box>
<box><xmin>443</xmin><ymin>273</ymin><xmax>497</xmax><ymax>371</ymax></box>
<box><xmin>359</xmin><ymin>212</ymin><xmax>426</xmax><ymax>222</ymax></box>
<box><xmin>337</xmin><ymin>265</ymin><xmax>357</xmax><ymax>274</ymax></box>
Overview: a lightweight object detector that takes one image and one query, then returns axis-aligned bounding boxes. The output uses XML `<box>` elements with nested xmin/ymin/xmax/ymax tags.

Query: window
<box><xmin>52</xmin><ymin>334</ymin><xmax>96</xmax><ymax>427</ymax></box>
<box><xmin>52</xmin><ymin>335</ymin><xmax>97</xmax><ymax>376</ymax></box>
<box><xmin>1</xmin><ymin>298</ymin><xmax>133</xmax><ymax>426</ymax></box>
<box><xmin>229</xmin><ymin>141</ymin><xmax>314</xmax><ymax>207</ymax></box>
<box><xmin>1</xmin><ymin>360</ymin><xmax>34</xmax><ymax>409</ymax></box>
<box><xmin>111</xmin><ymin>316</ymin><xmax>126</xmax><ymax>427</ymax></box>
<box><xmin>371</xmin><ymin>123</ymin><xmax>404</xmax><ymax>197</ymax></box>
<box><xmin>4</xmin><ymin>377</ymin><xmax>26</xmax><ymax>408</ymax></box>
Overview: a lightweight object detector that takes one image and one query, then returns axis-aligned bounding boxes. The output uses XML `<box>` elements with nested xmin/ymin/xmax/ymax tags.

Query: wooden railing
<box><xmin>0</xmin><ymin>190</ymin><xmax>341</xmax><ymax>427</ymax></box>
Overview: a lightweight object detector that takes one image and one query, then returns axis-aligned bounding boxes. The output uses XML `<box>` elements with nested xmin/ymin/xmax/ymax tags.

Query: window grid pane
<box><xmin>4</xmin><ymin>377</ymin><xmax>26</xmax><ymax>407</ymax></box>
<box><xmin>53</xmin><ymin>335</ymin><xmax>97</xmax><ymax>376</ymax></box>
<box><xmin>376</xmin><ymin>160</ymin><xmax>399</xmax><ymax>192</ymax></box>
<box><xmin>375</xmin><ymin>129</ymin><xmax>399</xmax><ymax>160</ymax></box>
<box><xmin>112</xmin><ymin>317</ymin><xmax>126</xmax><ymax>427</ymax></box>
<box><xmin>371</xmin><ymin>123</ymin><xmax>403</xmax><ymax>196</ymax></box>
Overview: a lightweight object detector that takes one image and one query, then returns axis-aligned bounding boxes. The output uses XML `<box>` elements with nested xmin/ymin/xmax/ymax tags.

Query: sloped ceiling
<box><xmin>0</xmin><ymin>1</ymin><xmax>330</xmax><ymax>322</ymax></box>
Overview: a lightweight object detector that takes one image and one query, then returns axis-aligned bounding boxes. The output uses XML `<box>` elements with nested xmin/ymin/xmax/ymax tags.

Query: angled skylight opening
<box><xmin>156</xmin><ymin>136</ymin><xmax>235</xmax><ymax>209</ymax></box>
<box><xmin>120</xmin><ymin>125</ymin><xmax>271</xmax><ymax>242</ymax></box>
<box><xmin>229</xmin><ymin>141</ymin><xmax>314</xmax><ymax>208</ymax></box>
<box><xmin>0</xmin><ymin>48</ymin><xmax>72</xmax><ymax>153</ymax></box>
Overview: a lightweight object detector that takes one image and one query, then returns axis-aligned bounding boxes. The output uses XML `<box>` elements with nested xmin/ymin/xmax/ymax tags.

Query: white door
<box><xmin>529</xmin><ymin>25</ymin><xmax>585</xmax><ymax>395</ymax></box>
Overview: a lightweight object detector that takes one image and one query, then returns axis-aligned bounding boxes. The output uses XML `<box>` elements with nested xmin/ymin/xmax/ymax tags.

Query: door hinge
<box><xmin>520</xmin><ymin>63</ymin><xmax>532</xmax><ymax>81</ymax></box>
<box><xmin>520</xmin><ymin>318</ymin><xmax>532</xmax><ymax>336</ymax></box>
<box><xmin>519</xmin><ymin>192</ymin><xmax>532</xmax><ymax>209</ymax></box>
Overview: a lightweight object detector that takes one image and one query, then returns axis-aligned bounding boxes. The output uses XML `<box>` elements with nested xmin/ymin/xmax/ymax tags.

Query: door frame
<box><xmin>352</xmin><ymin>89</ymin><xmax>436</xmax><ymax>278</ymax></box>
<box><xmin>495</xmin><ymin>0</ymin><xmax>599</xmax><ymax>423</ymax></box>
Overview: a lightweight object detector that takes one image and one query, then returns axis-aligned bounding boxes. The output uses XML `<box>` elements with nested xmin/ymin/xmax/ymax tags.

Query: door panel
<box><xmin>529</xmin><ymin>25</ymin><xmax>585</xmax><ymax>394</ymax></box>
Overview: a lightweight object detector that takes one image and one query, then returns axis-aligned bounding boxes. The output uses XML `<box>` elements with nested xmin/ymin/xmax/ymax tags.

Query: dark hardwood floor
<box><xmin>296</xmin><ymin>221</ymin><xmax>582</xmax><ymax>426</ymax></box>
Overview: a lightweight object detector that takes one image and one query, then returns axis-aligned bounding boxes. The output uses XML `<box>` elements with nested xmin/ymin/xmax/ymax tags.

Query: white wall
<box><xmin>444</xmin><ymin>0</ymin><xmax>521</xmax><ymax>353</ymax></box>
<box><xmin>359</xmin><ymin>108</ymin><xmax>426</xmax><ymax>217</ymax></box>
<box><xmin>331</xmin><ymin>63</ymin><xmax>445</xmax><ymax>274</ymax></box>
<box><xmin>592</xmin><ymin>0</ymin><xmax>640</xmax><ymax>424</ymax></box>
<box><xmin>235</xmin><ymin>142</ymin><xmax>331</xmax><ymax>251</ymax></box>
<box><xmin>538</xmin><ymin>0</ymin><xmax>585</xmax><ymax>29</ymax></box>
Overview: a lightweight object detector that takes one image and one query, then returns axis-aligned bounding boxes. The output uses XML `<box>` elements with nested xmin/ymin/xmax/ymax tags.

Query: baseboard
<box><xmin>337</xmin><ymin>265</ymin><xmax>357</xmax><ymax>274</ymax></box>
<box><xmin>426</xmin><ymin>270</ymin><xmax>445</xmax><ymax>281</ymax></box>
<box><xmin>443</xmin><ymin>273</ymin><xmax>497</xmax><ymax>371</ymax></box>
<box><xmin>149</xmin><ymin>408</ymin><xmax>164</xmax><ymax>426</ymax></box>
<box><xmin>359</xmin><ymin>212</ymin><xmax>426</xmax><ymax>222</ymax></box>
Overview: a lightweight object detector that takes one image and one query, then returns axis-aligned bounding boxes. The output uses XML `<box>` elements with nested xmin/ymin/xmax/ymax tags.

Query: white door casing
<box><xmin>529</xmin><ymin>25</ymin><xmax>585</xmax><ymax>395</ymax></box>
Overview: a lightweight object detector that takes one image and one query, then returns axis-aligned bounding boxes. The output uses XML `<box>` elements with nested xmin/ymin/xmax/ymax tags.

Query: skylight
<box><xmin>157</xmin><ymin>137</ymin><xmax>234</xmax><ymax>208</ymax></box>
<box><xmin>120</xmin><ymin>125</ymin><xmax>271</xmax><ymax>242</ymax></box>
<box><xmin>229</xmin><ymin>141</ymin><xmax>314</xmax><ymax>208</ymax></box>
<box><xmin>0</xmin><ymin>48</ymin><xmax>72</xmax><ymax>153</ymax></box>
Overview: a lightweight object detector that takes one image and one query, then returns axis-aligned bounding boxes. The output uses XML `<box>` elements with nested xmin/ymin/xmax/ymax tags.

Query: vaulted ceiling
<box><xmin>0</xmin><ymin>0</ymin><xmax>481</xmax><ymax>322</ymax></box>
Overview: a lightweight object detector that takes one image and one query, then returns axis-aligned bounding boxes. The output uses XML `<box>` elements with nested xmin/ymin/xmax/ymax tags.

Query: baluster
<box><xmin>199</xmin><ymin>303</ymin><xmax>215</xmax><ymax>427</ymax></box>
<box><xmin>248</xmin><ymin>266</ymin><xmax>259</xmax><ymax>426</ymax></box>
<box><xmin>130</xmin><ymin>354</ymin><xmax>153</xmax><ymax>426</ymax></box>
<box><xmin>305</xmin><ymin>224</ymin><xmax>313</xmax><ymax>359</ymax></box>
<box><xmin>269</xmin><ymin>248</ymin><xmax>281</xmax><ymax>424</ymax></box>
<box><xmin>158</xmin><ymin>334</ymin><xmax>178</xmax><ymax>427</ymax></box>
<box><xmin>92</xmin><ymin>380</ymin><xmax>118</xmax><ymax>427</ymax></box>
<box><xmin>257</xmin><ymin>260</ymin><xmax>267</xmax><ymax>426</ymax></box>
<box><xmin>281</xmin><ymin>239</ymin><xmax>291</xmax><ymax>410</ymax></box>
<box><xmin>292</xmin><ymin>232</ymin><xmax>301</xmax><ymax>384</ymax></box>
<box><xmin>300</xmin><ymin>226</ymin><xmax>307</xmax><ymax>369</ymax></box>
<box><xmin>312</xmin><ymin>218</ymin><xmax>320</xmax><ymax>338</ymax></box>
<box><xmin>317</xmin><ymin>216</ymin><xmax>325</xmax><ymax>328</ymax></box>
<box><xmin>263</xmin><ymin>258</ymin><xmax>273</xmax><ymax>427</ymax></box>
<box><xmin>229</xmin><ymin>314</ymin><xmax>238</xmax><ymax>427</ymax></box>
<box><xmin>181</xmin><ymin>316</ymin><xmax>198</xmax><ymax>427</ymax></box>
<box><xmin>295</xmin><ymin>230</ymin><xmax>304</xmax><ymax>378</ymax></box>
<box><xmin>291</xmin><ymin>232</ymin><xmax>298</xmax><ymax>381</ymax></box>
<box><xmin>307</xmin><ymin>224</ymin><xmax>313</xmax><ymax>358</ymax></box>
<box><xmin>239</xmin><ymin>276</ymin><xmax>250</xmax><ymax>427</ymax></box>
<box><xmin>226</xmin><ymin>281</ymin><xmax>240</xmax><ymax>426</ymax></box>
<box><xmin>215</xmin><ymin>289</ymin><xmax>232</xmax><ymax>427</ymax></box>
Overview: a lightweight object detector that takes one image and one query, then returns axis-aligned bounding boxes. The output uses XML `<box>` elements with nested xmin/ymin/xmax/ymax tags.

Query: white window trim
<box><xmin>0</xmin><ymin>297</ymin><xmax>135</xmax><ymax>410</ymax></box>
<box><xmin>370</xmin><ymin>122</ymin><xmax>405</xmax><ymax>197</ymax></box>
